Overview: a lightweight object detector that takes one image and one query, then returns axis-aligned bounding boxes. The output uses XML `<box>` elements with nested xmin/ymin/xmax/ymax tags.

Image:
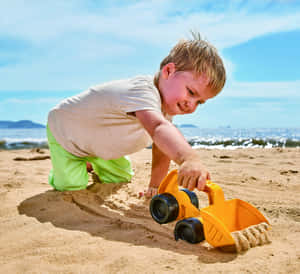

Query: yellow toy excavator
<box><xmin>149</xmin><ymin>170</ymin><xmax>271</xmax><ymax>253</ymax></box>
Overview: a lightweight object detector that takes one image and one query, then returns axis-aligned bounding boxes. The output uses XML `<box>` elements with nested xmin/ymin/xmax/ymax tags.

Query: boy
<box><xmin>47</xmin><ymin>32</ymin><xmax>226</xmax><ymax>197</ymax></box>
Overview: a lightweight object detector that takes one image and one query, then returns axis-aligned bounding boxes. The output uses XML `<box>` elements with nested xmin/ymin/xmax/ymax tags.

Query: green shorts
<box><xmin>47</xmin><ymin>126</ymin><xmax>134</xmax><ymax>191</ymax></box>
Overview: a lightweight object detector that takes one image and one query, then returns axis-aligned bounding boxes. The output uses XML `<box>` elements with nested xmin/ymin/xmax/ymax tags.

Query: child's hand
<box><xmin>178</xmin><ymin>156</ymin><xmax>210</xmax><ymax>192</ymax></box>
<box><xmin>145</xmin><ymin>186</ymin><xmax>158</xmax><ymax>198</ymax></box>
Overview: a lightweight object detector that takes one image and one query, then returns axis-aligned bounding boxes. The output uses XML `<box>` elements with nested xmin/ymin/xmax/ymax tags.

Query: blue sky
<box><xmin>0</xmin><ymin>0</ymin><xmax>299</xmax><ymax>128</ymax></box>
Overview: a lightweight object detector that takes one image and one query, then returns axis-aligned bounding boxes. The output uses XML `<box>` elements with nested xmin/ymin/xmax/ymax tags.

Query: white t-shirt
<box><xmin>48</xmin><ymin>75</ymin><xmax>170</xmax><ymax>159</ymax></box>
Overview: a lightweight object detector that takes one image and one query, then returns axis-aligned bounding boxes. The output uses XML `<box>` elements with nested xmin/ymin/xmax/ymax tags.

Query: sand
<box><xmin>0</xmin><ymin>147</ymin><xmax>299</xmax><ymax>273</ymax></box>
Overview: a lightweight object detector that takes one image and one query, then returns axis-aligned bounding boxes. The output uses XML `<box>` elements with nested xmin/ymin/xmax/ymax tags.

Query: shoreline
<box><xmin>1</xmin><ymin>127</ymin><xmax>300</xmax><ymax>150</ymax></box>
<box><xmin>1</xmin><ymin>141</ymin><xmax>300</xmax><ymax>150</ymax></box>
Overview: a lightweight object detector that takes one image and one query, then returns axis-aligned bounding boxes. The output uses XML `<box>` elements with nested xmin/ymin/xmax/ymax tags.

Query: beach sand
<box><xmin>0</xmin><ymin>147</ymin><xmax>299</xmax><ymax>273</ymax></box>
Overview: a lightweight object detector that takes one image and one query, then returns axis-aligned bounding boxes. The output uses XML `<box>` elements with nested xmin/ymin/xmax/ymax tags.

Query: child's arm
<box><xmin>146</xmin><ymin>143</ymin><xmax>170</xmax><ymax>197</ymax></box>
<box><xmin>135</xmin><ymin>110</ymin><xmax>210</xmax><ymax>192</ymax></box>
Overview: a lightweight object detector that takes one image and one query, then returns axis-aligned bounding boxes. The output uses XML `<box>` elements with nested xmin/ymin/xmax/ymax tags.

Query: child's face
<box><xmin>158</xmin><ymin>63</ymin><xmax>216</xmax><ymax>116</ymax></box>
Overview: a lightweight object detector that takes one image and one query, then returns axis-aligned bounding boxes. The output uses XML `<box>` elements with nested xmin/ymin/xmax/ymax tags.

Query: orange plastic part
<box><xmin>158</xmin><ymin>170</ymin><xmax>270</xmax><ymax>248</ymax></box>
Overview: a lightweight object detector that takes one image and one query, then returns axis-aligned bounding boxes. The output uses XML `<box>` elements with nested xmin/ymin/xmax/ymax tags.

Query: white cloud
<box><xmin>222</xmin><ymin>80</ymin><xmax>300</xmax><ymax>97</ymax></box>
<box><xmin>1</xmin><ymin>0</ymin><xmax>300</xmax><ymax>48</ymax></box>
<box><xmin>0</xmin><ymin>0</ymin><xmax>300</xmax><ymax>92</ymax></box>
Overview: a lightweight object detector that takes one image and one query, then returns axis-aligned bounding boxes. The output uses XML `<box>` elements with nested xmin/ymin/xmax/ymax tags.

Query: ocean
<box><xmin>0</xmin><ymin>128</ymin><xmax>48</xmax><ymax>150</ymax></box>
<box><xmin>1</xmin><ymin>127</ymin><xmax>300</xmax><ymax>150</ymax></box>
<box><xmin>180</xmin><ymin>127</ymin><xmax>300</xmax><ymax>149</ymax></box>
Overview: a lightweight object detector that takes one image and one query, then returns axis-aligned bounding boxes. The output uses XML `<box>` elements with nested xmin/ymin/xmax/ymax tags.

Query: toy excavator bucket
<box><xmin>157</xmin><ymin>170</ymin><xmax>270</xmax><ymax>248</ymax></box>
<box><xmin>201</xmin><ymin>182</ymin><xmax>269</xmax><ymax>248</ymax></box>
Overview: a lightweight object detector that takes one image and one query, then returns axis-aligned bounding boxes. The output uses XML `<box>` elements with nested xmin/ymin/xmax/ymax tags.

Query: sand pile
<box><xmin>232</xmin><ymin>222</ymin><xmax>271</xmax><ymax>253</ymax></box>
<box><xmin>220</xmin><ymin>222</ymin><xmax>271</xmax><ymax>253</ymax></box>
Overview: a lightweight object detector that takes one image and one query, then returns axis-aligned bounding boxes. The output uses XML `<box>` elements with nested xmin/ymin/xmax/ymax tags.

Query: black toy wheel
<box><xmin>174</xmin><ymin>218</ymin><xmax>205</xmax><ymax>244</ymax></box>
<box><xmin>180</xmin><ymin>189</ymin><xmax>199</xmax><ymax>208</ymax></box>
<box><xmin>150</xmin><ymin>193</ymin><xmax>179</xmax><ymax>224</ymax></box>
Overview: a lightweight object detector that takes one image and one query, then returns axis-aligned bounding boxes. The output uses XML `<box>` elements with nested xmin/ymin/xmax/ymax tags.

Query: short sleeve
<box><xmin>119</xmin><ymin>76</ymin><xmax>162</xmax><ymax>114</ymax></box>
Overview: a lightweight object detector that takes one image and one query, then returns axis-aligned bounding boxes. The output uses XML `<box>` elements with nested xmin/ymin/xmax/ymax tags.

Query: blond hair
<box><xmin>158</xmin><ymin>32</ymin><xmax>226</xmax><ymax>94</ymax></box>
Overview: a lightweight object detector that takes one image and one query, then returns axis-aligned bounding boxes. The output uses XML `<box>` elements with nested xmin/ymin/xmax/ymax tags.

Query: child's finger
<box><xmin>177</xmin><ymin>173</ymin><xmax>183</xmax><ymax>186</ymax></box>
<box><xmin>196</xmin><ymin>175</ymin><xmax>206</xmax><ymax>191</ymax></box>
<box><xmin>145</xmin><ymin>187</ymin><xmax>158</xmax><ymax>198</ymax></box>
<box><xmin>181</xmin><ymin>176</ymin><xmax>190</xmax><ymax>188</ymax></box>
<box><xmin>187</xmin><ymin>179</ymin><xmax>196</xmax><ymax>191</ymax></box>
<box><xmin>144</xmin><ymin>189</ymin><xmax>151</xmax><ymax>198</ymax></box>
<box><xmin>207</xmin><ymin>172</ymin><xmax>211</xmax><ymax>180</ymax></box>
<box><xmin>151</xmin><ymin>187</ymin><xmax>158</xmax><ymax>196</ymax></box>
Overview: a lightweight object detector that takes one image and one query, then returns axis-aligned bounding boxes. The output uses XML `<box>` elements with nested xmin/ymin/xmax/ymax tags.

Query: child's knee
<box><xmin>48</xmin><ymin>168</ymin><xmax>89</xmax><ymax>191</ymax></box>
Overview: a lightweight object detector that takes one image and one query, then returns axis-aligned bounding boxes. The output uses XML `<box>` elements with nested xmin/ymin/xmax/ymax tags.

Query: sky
<box><xmin>0</xmin><ymin>0</ymin><xmax>300</xmax><ymax>128</ymax></box>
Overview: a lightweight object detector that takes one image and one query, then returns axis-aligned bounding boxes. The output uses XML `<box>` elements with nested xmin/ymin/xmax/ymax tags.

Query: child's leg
<box><xmin>47</xmin><ymin>126</ymin><xmax>89</xmax><ymax>191</ymax></box>
<box><xmin>87</xmin><ymin>156</ymin><xmax>134</xmax><ymax>184</ymax></box>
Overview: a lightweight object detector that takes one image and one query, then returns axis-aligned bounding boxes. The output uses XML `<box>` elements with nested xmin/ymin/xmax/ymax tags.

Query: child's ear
<box><xmin>161</xmin><ymin>63</ymin><xmax>176</xmax><ymax>79</ymax></box>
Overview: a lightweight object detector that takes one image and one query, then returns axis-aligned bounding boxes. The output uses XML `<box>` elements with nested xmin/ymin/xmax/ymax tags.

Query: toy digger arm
<box><xmin>158</xmin><ymin>170</ymin><xmax>225</xmax><ymax>205</ymax></box>
<box><xmin>204</xmin><ymin>181</ymin><xmax>225</xmax><ymax>205</ymax></box>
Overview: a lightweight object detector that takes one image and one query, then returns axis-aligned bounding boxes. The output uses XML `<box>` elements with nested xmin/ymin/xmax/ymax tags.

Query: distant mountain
<box><xmin>0</xmin><ymin>120</ymin><xmax>46</xmax><ymax>129</ymax></box>
<box><xmin>178</xmin><ymin>124</ymin><xmax>198</xmax><ymax>128</ymax></box>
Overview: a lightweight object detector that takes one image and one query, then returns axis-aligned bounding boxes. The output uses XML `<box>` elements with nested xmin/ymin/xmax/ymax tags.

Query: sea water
<box><xmin>180</xmin><ymin>127</ymin><xmax>300</xmax><ymax>149</ymax></box>
<box><xmin>0</xmin><ymin>127</ymin><xmax>300</xmax><ymax>150</ymax></box>
<box><xmin>0</xmin><ymin>128</ymin><xmax>48</xmax><ymax>149</ymax></box>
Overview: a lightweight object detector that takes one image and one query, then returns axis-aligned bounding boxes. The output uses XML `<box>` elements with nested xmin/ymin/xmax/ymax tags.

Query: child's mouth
<box><xmin>177</xmin><ymin>103</ymin><xmax>184</xmax><ymax>112</ymax></box>
<box><xmin>177</xmin><ymin>103</ymin><xmax>187</xmax><ymax>113</ymax></box>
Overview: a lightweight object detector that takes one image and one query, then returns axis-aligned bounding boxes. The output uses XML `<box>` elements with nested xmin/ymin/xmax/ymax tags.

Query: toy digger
<box><xmin>150</xmin><ymin>170</ymin><xmax>271</xmax><ymax>253</ymax></box>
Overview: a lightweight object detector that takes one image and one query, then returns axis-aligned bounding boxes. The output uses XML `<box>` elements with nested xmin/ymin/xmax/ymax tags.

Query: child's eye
<box><xmin>187</xmin><ymin>88</ymin><xmax>194</xmax><ymax>95</ymax></box>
